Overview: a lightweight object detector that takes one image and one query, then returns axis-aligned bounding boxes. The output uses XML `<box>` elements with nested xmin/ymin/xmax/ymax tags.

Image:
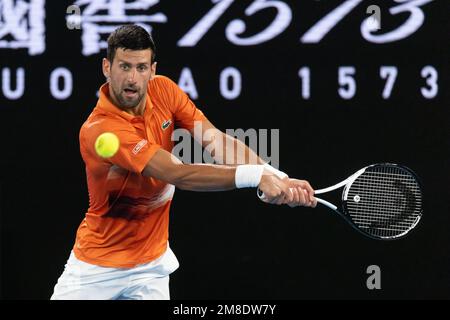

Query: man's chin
<box><xmin>119</xmin><ymin>96</ymin><xmax>141</xmax><ymax>108</ymax></box>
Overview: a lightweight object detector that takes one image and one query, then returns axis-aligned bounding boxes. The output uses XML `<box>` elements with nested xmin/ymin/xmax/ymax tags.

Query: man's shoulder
<box><xmin>151</xmin><ymin>74</ymin><xmax>174</xmax><ymax>85</ymax></box>
<box><xmin>80</xmin><ymin>109</ymin><xmax>128</xmax><ymax>137</ymax></box>
<box><xmin>148</xmin><ymin>75</ymin><xmax>178</xmax><ymax>93</ymax></box>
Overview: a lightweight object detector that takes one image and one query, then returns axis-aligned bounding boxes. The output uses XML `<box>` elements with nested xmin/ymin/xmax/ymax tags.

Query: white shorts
<box><xmin>50</xmin><ymin>245</ymin><xmax>179</xmax><ymax>300</ymax></box>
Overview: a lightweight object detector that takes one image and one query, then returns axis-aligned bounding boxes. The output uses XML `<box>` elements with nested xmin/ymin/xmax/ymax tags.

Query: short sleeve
<box><xmin>80</xmin><ymin>119</ymin><xmax>161</xmax><ymax>173</ymax></box>
<box><xmin>155</xmin><ymin>76</ymin><xmax>207</xmax><ymax>130</ymax></box>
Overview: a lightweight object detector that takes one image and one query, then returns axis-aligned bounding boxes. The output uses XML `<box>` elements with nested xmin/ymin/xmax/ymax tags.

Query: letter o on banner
<box><xmin>220</xmin><ymin>67</ymin><xmax>241</xmax><ymax>100</ymax></box>
<box><xmin>50</xmin><ymin>67</ymin><xmax>73</xmax><ymax>100</ymax></box>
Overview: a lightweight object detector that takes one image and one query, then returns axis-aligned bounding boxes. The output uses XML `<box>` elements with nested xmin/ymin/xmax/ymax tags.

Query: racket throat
<box><xmin>316</xmin><ymin>198</ymin><xmax>338</xmax><ymax>211</ymax></box>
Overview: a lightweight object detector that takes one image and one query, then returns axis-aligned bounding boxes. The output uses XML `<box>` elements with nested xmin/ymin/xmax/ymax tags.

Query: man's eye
<box><xmin>121</xmin><ymin>65</ymin><xmax>130</xmax><ymax>71</ymax></box>
<box><xmin>138</xmin><ymin>66</ymin><xmax>148</xmax><ymax>71</ymax></box>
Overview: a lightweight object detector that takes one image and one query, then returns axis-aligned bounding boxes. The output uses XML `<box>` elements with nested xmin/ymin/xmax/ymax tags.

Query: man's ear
<box><xmin>102</xmin><ymin>58</ymin><xmax>111</xmax><ymax>81</ymax></box>
<box><xmin>150</xmin><ymin>61</ymin><xmax>157</xmax><ymax>79</ymax></box>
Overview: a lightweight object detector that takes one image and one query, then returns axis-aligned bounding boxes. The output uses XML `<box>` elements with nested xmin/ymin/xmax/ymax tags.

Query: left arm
<box><xmin>190</xmin><ymin>120</ymin><xmax>316</xmax><ymax>207</ymax></box>
<box><xmin>190</xmin><ymin>119</ymin><xmax>264</xmax><ymax>166</ymax></box>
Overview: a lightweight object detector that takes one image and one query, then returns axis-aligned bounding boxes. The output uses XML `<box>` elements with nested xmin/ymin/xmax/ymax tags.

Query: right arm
<box><xmin>142</xmin><ymin>148</ymin><xmax>293</xmax><ymax>203</ymax></box>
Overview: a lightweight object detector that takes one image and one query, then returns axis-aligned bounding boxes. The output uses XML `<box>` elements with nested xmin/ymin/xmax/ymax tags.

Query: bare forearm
<box><xmin>142</xmin><ymin>150</ymin><xmax>236</xmax><ymax>191</ymax></box>
<box><xmin>169</xmin><ymin>163</ymin><xmax>236</xmax><ymax>191</ymax></box>
<box><xmin>210</xmin><ymin>133</ymin><xmax>265</xmax><ymax>165</ymax></box>
<box><xmin>233</xmin><ymin>136</ymin><xmax>264</xmax><ymax>165</ymax></box>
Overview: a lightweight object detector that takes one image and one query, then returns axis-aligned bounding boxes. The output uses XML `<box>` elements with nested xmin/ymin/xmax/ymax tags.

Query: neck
<box><xmin>127</xmin><ymin>96</ymin><xmax>147</xmax><ymax>117</ymax></box>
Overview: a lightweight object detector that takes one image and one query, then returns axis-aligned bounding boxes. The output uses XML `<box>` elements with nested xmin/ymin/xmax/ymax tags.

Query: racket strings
<box><xmin>346</xmin><ymin>165</ymin><xmax>422</xmax><ymax>238</ymax></box>
<box><xmin>351</xmin><ymin>186</ymin><xmax>420</xmax><ymax>227</ymax></box>
<box><xmin>351</xmin><ymin>182</ymin><xmax>421</xmax><ymax>234</ymax></box>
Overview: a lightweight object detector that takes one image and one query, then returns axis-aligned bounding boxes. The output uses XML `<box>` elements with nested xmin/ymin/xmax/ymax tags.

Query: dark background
<box><xmin>0</xmin><ymin>0</ymin><xmax>449</xmax><ymax>299</ymax></box>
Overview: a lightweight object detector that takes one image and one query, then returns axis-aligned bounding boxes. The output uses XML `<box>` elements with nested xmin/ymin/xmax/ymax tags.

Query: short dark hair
<box><xmin>107</xmin><ymin>24</ymin><xmax>156</xmax><ymax>64</ymax></box>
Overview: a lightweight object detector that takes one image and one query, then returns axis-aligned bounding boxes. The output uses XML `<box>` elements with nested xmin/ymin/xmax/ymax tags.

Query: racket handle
<box><xmin>258</xmin><ymin>188</ymin><xmax>335</xmax><ymax>210</ymax></box>
<box><xmin>257</xmin><ymin>188</ymin><xmax>267</xmax><ymax>201</ymax></box>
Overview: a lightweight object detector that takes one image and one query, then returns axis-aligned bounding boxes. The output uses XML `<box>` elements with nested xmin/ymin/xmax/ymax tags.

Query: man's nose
<box><xmin>128</xmin><ymin>68</ymin><xmax>137</xmax><ymax>83</ymax></box>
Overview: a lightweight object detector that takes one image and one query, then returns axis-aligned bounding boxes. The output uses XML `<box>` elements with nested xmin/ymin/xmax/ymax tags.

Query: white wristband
<box><xmin>263</xmin><ymin>163</ymin><xmax>288</xmax><ymax>179</ymax></box>
<box><xmin>235</xmin><ymin>165</ymin><xmax>265</xmax><ymax>188</ymax></box>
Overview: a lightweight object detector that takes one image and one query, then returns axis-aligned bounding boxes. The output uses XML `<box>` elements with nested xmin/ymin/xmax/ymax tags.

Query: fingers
<box><xmin>309</xmin><ymin>190</ymin><xmax>317</xmax><ymax>208</ymax></box>
<box><xmin>293</xmin><ymin>180</ymin><xmax>315</xmax><ymax>203</ymax></box>
<box><xmin>259</xmin><ymin>176</ymin><xmax>316</xmax><ymax>207</ymax></box>
<box><xmin>302</xmin><ymin>180</ymin><xmax>316</xmax><ymax>203</ymax></box>
<box><xmin>288</xmin><ymin>179</ymin><xmax>317</xmax><ymax>208</ymax></box>
<box><xmin>302</xmin><ymin>189</ymin><xmax>316</xmax><ymax>207</ymax></box>
<box><xmin>301</xmin><ymin>188</ymin><xmax>309</xmax><ymax>206</ymax></box>
<box><xmin>288</xmin><ymin>187</ymin><xmax>300</xmax><ymax>208</ymax></box>
<box><xmin>266</xmin><ymin>177</ymin><xmax>291</xmax><ymax>205</ymax></box>
<box><xmin>281</xmin><ymin>179</ymin><xmax>294</xmax><ymax>203</ymax></box>
<box><xmin>285</xmin><ymin>187</ymin><xmax>310</xmax><ymax>207</ymax></box>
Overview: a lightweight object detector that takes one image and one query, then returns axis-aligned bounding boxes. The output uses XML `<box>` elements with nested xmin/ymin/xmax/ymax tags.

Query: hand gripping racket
<box><xmin>259</xmin><ymin>163</ymin><xmax>423</xmax><ymax>240</ymax></box>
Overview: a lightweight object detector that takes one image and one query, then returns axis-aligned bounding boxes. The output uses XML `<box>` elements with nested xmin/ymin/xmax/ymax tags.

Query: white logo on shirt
<box><xmin>132</xmin><ymin>139</ymin><xmax>148</xmax><ymax>155</ymax></box>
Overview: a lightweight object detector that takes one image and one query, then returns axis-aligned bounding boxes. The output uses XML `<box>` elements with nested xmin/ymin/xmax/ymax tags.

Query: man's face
<box><xmin>103</xmin><ymin>48</ymin><xmax>156</xmax><ymax>109</ymax></box>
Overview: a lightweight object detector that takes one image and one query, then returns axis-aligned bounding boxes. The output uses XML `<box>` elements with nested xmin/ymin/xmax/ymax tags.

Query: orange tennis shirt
<box><xmin>73</xmin><ymin>75</ymin><xmax>207</xmax><ymax>268</ymax></box>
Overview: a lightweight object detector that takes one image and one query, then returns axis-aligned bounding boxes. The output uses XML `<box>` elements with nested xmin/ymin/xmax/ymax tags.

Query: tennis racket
<box><xmin>258</xmin><ymin>163</ymin><xmax>423</xmax><ymax>240</ymax></box>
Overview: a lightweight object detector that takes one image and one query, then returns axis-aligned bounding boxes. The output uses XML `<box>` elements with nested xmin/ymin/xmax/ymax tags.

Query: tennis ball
<box><xmin>95</xmin><ymin>132</ymin><xmax>119</xmax><ymax>158</ymax></box>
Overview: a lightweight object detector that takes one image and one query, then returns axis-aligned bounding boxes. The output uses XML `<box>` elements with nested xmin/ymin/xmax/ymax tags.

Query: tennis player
<box><xmin>51</xmin><ymin>25</ymin><xmax>316</xmax><ymax>300</ymax></box>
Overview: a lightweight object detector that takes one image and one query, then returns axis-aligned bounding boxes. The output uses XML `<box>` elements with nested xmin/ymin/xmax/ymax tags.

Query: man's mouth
<box><xmin>123</xmin><ymin>88</ymin><xmax>138</xmax><ymax>97</ymax></box>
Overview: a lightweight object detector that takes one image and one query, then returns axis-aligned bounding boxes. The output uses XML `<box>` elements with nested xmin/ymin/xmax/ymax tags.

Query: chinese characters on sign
<box><xmin>67</xmin><ymin>0</ymin><xmax>167</xmax><ymax>55</ymax></box>
<box><xmin>0</xmin><ymin>0</ymin><xmax>45</xmax><ymax>55</ymax></box>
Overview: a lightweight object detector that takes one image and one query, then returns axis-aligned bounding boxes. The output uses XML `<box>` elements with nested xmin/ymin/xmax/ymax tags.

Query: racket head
<box><xmin>341</xmin><ymin>163</ymin><xmax>423</xmax><ymax>240</ymax></box>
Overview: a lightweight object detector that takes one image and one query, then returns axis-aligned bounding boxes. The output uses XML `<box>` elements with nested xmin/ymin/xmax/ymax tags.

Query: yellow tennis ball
<box><xmin>95</xmin><ymin>132</ymin><xmax>119</xmax><ymax>158</ymax></box>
